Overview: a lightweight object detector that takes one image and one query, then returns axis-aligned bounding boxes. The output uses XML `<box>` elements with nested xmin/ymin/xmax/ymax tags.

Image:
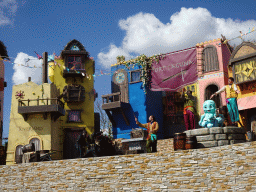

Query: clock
<box><xmin>116</xmin><ymin>72</ymin><xmax>125</xmax><ymax>84</ymax></box>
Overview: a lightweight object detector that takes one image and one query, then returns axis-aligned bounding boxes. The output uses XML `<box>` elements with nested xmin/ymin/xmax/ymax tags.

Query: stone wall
<box><xmin>0</xmin><ymin>140</ymin><xmax>256</xmax><ymax>191</ymax></box>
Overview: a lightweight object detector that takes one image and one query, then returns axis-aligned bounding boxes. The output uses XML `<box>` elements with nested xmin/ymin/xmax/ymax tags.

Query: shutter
<box><xmin>203</xmin><ymin>46</ymin><xmax>219</xmax><ymax>72</ymax></box>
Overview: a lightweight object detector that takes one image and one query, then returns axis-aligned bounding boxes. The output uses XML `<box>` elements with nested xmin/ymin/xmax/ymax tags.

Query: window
<box><xmin>29</xmin><ymin>138</ymin><xmax>41</xmax><ymax>151</ymax></box>
<box><xmin>68</xmin><ymin>110</ymin><xmax>82</xmax><ymax>122</ymax></box>
<box><xmin>203</xmin><ymin>46</ymin><xmax>219</xmax><ymax>73</ymax></box>
<box><xmin>130</xmin><ymin>70</ymin><xmax>141</xmax><ymax>83</ymax></box>
<box><xmin>63</xmin><ymin>85</ymin><xmax>85</xmax><ymax>102</ymax></box>
<box><xmin>67</xmin><ymin>55</ymin><xmax>83</xmax><ymax>70</ymax></box>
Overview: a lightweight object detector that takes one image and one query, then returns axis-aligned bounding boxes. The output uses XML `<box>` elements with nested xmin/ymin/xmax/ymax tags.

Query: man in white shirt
<box><xmin>210</xmin><ymin>77</ymin><xmax>240</xmax><ymax>125</ymax></box>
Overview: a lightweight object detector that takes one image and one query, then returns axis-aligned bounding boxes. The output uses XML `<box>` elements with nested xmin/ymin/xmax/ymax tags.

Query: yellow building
<box><xmin>50</xmin><ymin>39</ymin><xmax>95</xmax><ymax>159</ymax></box>
<box><xmin>228</xmin><ymin>41</ymin><xmax>256</xmax><ymax>130</ymax></box>
<box><xmin>6</xmin><ymin>40</ymin><xmax>96</xmax><ymax>164</ymax></box>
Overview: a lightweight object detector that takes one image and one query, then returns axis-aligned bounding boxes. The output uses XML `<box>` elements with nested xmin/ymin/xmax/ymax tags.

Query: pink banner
<box><xmin>150</xmin><ymin>47</ymin><xmax>197</xmax><ymax>91</ymax></box>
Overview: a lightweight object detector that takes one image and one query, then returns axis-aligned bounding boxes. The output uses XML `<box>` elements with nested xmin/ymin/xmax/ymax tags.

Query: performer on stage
<box><xmin>180</xmin><ymin>88</ymin><xmax>196</xmax><ymax>130</ymax></box>
<box><xmin>135</xmin><ymin>115</ymin><xmax>159</xmax><ymax>153</ymax></box>
<box><xmin>210</xmin><ymin>77</ymin><xmax>240</xmax><ymax>126</ymax></box>
<box><xmin>77</xmin><ymin>130</ymin><xmax>88</xmax><ymax>158</ymax></box>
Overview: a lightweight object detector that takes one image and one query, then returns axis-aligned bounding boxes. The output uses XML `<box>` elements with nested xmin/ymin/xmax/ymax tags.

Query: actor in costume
<box><xmin>77</xmin><ymin>130</ymin><xmax>88</xmax><ymax>158</ymax></box>
<box><xmin>181</xmin><ymin>89</ymin><xmax>196</xmax><ymax>130</ymax></box>
<box><xmin>210</xmin><ymin>77</ymin><xmax>240</xmax><ymax>125</ymax></box>
<box><xmin>135</xmin><ymin>115</ymin><xmax>159</xmax><ymax>153</ymax></box>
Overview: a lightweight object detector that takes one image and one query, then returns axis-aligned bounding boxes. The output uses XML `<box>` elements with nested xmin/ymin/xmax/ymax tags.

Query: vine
<box><xmin>116</xmin><ymin>54</ymin><xmax>165</xmax><ymax>93</ymax></box>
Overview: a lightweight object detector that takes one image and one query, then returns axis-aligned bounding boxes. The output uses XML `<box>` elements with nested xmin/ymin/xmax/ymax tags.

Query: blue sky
<box><xmin>1</xmin><ymin>0</ymin><xmax>256</xmax><ymax>142</ymax></box>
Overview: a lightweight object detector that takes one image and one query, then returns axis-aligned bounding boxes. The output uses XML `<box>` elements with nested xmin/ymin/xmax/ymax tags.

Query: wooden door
<box><xmin>63</xmin><ymin>129</ymin><xmax>82</xmax><ymax>159</ymax></box>
<box><xmin>112</xmin><ymin>69</ymin><xmax>129</xmax><ymax>103</ymax></box>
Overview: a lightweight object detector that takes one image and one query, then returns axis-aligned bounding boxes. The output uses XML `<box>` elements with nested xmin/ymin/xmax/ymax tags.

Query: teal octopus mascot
<box><xmin>199</xmin><ymin>100</ymin><xmax>224</xmax><ymax>128</ymax></box>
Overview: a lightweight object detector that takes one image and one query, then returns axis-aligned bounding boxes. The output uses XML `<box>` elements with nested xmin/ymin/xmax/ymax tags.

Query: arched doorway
<box><xmin>15</xmin><ymin>145</ymin><xmax>23</xmax><ymax>164</ymax></box>
<box><xmin>29</xmin><ymin>138</ymin><xmax>41</xmax><ymax>151</ymax></box>
<box><xmin>205</xmin><ymin>84</ymin><xmax>221</xmax><ymax>109</ymax></box>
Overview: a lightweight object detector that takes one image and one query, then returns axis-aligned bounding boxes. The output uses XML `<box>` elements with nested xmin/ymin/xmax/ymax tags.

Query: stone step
<box><xmin>196</xmin><ymin>135</ymin><xmax>215</xmax><ymax>142</ymax></box>
<box><xmin>190</xmin><ymin>128</ymin><xmax>210</xmax><ymax>136</ymax></box>
<box><xmin>197</xmin><ymin>141</ymin><xmax>218</xmax><ymax>148</ymax></box>
<box><xmin>228</xmin><ymin>134</ymin><xmax>246</xmax><ymax>140</ymax></box>
<box><xmin>209</xmin><ymin>127</ymin><xmax>223</xmax><ymax>134</ymax></box>
<box><xmin>230</xmin><ymin>140</ymin><xmax>247</xmax><ymax>144</ymax></box>
<box><xmin>184</xmin><ymin>130</ymin><xmax>192</xmax><ymax>137</ymax></box>
<box><xmin>223</xmin><ymin>127</ymin><xmax>246</xmax><ymax>134</ymax></box>
<box><xmin>215</xmin><ymin>134</ymin><xmax>227</xmax><ymax>140</ymax></box>
<box><xmin>218</xmin><ymin>140</ymin><xmax>229</xmax><ymax>146</ymax></box>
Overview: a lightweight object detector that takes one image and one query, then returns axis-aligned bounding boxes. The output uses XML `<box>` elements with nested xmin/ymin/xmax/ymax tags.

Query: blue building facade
<box><xmin>102</xmin><ymin>63</ymin><xmax>163</xmax><ymax>139</ymax></box>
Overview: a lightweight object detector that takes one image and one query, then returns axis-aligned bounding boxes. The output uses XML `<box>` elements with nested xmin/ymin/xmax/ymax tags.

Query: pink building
<box><xmin>0</xmin><ymin>41</ymin><xmax>8</xmax><ymax>146</ymax></box>
<box><xmin>196</xmin><ymin>38</ymin><xmax>232</xmax><ymax>115</ymax></box>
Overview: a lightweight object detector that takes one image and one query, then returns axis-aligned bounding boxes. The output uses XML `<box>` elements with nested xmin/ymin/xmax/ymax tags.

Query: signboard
<box><xmin>233</xmin><ymin>58</ymin><xmax>256</xmax><ymax>84</ymax></box>
<box><xmin>150</xmin><ymin>47</ymin><xmax>197</xmax><ymax>91</ymax></box>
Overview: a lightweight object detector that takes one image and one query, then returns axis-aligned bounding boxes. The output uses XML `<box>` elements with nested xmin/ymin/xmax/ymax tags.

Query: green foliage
<box><xmin>116</xmin><ymin>54</ymin><xmax>166</xmax><ymax>93</ymax></box>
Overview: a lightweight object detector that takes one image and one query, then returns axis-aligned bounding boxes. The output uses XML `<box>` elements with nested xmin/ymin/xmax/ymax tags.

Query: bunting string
<box><xmin>2</xmin><ymin>27</ymin><xmax>255</xmax><ymax>78</ymax></box>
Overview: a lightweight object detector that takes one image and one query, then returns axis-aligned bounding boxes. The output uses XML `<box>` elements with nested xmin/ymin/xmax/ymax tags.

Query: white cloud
<box><xmin>13</xmin><ymin>52</ymin><xmax>42</xmax><ymax>85</ymax></box>
<box><xmin>97</xmin><ymin>44</ymin><xmax>132</xmax><ymax>68</ymax></box>
<box><xmin>0</xmin><ymin>0</ymin><xmax>18</xmax><ymax>26</ymax></box>
<box><xmin>98</xmin><ymin>7</ymin><xmax>256</xmax><ymax>68</ymax></box>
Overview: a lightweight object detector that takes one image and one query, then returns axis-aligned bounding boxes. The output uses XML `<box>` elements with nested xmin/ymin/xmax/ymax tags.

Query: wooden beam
<box><xmin>42</xmin><ymin>52</ymin><xmax>48</xmax><ymax>83</ymax></box>
<box><xmin>105</xmin><ymin>110</ymin><xmax>116</xmax><ymax>127</ymax></box>
<box><xmin>120</xmin><ymin>107</ymin><xmax>130</xmax><ymax>126</ymax></box>
<box><xmin>102</xmin><ymin>101</ymin><xmax>121</xmax><ymax>110</ymax></box>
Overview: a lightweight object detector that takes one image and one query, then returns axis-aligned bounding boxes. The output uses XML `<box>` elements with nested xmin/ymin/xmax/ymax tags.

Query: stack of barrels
<box><xmin>174</xmin><ymin>133</ymin><xmax>197</xmax><ymax>151</ymax></box>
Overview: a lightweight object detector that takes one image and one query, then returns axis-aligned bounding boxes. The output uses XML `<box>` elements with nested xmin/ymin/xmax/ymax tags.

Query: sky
<box><xmin>1</xmin><ymin>0</ymin><xmax>256</xmax><ymax>142</ymax></box>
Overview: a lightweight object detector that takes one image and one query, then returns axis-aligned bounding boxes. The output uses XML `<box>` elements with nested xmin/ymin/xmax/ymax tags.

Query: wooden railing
<box><xmin>18</xmin><ymin>98</ymin><xmax>65</xmax><ymax>109</ymax></box>
<box><xmin>102</xmin><ymin>92</ymin><xmax>121</xmax><ymax>104</ymax></box>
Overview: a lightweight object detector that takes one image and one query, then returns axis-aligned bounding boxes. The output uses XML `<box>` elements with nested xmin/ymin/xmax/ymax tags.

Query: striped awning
<box><xmin>237</xmin><ymin>95</ymin><xmax>256</xmax><ymax>110</ymax></box>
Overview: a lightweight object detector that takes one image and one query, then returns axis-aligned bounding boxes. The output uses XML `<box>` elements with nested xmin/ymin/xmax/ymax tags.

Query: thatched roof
<box><xmin>0</xmin><ymin>41</ymin><xmax>9</xmax><ymax>60</ymax></box>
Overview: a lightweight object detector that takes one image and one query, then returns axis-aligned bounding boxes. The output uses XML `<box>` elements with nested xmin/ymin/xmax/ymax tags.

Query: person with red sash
<box><xmin>210</xmin><ymin>77</ymin><xmax>240</xmax><ymax>126</ymax></box>
<box><xmin>135</xmin><ymin>115</ymin><xmax>159</xmax><ymax>153</ymax></box>
<box><xmin>180</xmin><ymin>88</ymin><xmax>196</xmax><ymax>130</ymax></box>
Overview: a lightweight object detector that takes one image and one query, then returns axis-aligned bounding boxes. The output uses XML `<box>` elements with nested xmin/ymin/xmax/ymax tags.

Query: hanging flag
<box><xmin>151</xmin><ymin>47</ymin><xmax>197</xmax><ymax>91</ymax></box>
<box><xmin>34</xmin><ymin>51</ymin><xmax>42</xmax><ymax>60</ymax></box>
<box><xmin>100</xmin><ymin>70</ymin><xmax>104</xmax><ymax>75</ymax></box>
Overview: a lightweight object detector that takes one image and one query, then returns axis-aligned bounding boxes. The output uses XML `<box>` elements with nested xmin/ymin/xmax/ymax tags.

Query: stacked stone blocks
<box><xmin>185</xmin><ymin>126</ymin><xmax>246</xmax><ymax>148</ymax></box>
<box><xmin>0</xmin><ymin>140</ymin><xmax>256</xmax><ymax>191</ymax></box>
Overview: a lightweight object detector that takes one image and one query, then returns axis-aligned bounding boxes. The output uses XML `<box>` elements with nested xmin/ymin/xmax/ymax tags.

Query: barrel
<box><xmin>22</xmin><ymin>143</ymin><xmax>35</xmax><ymax>153</ymax></box>
<box><xmin>173</xmin><ymin>133</ymin><xmax>186</xmax><ymax>151</ymax></box>
<box><xmin>185</xmin><ymin>136</ymin><xmax>197</xmax><ymax>150</ymax></box>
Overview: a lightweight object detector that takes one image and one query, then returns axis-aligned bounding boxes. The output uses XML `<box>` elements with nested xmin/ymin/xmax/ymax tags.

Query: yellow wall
<box><xmin>228</xmin><ymin>60</ymin><xmax>256</xmax><ymax>128</ymax></box>
<box><xmin>51</xmin><ymin>58</ymin><xmax>95</xmax><ymax>135</ymax></box>
<box><xmin>6</xmin><ymin>82</ymin><xmax>55</xmax><ymax>165</ymax></box>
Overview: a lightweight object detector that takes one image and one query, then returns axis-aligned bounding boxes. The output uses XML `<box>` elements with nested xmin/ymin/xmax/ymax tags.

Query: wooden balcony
<box><xmin>18</xmin><ymin>98</ymin><xmax>65</xmax><ymax>121</ymax></box>
<box><xmin>62</xmin><ymin>69</ymin><xmax>86</xmax><ymax>79</ymax></box>
<box><xmin>102</xmin><ymin>92</ymin><xmax>122</xmax><ymax>110</ymax></box>
<box><xmin>101</xmin><ymin>92</ymin><xmax>129</xmax><ymax>126</ymax></box>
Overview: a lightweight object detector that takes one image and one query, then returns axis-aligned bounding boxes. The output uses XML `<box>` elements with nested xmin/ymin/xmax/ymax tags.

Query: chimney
<box><xmin>28</xmin><ymin>77</ymin><xmax>31</xmax><ymax>82</ymax></box>
<box><xmin>42</xmin><ymin>52</ymin><xmax>48</xmax><ymax>83</ymax></box>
